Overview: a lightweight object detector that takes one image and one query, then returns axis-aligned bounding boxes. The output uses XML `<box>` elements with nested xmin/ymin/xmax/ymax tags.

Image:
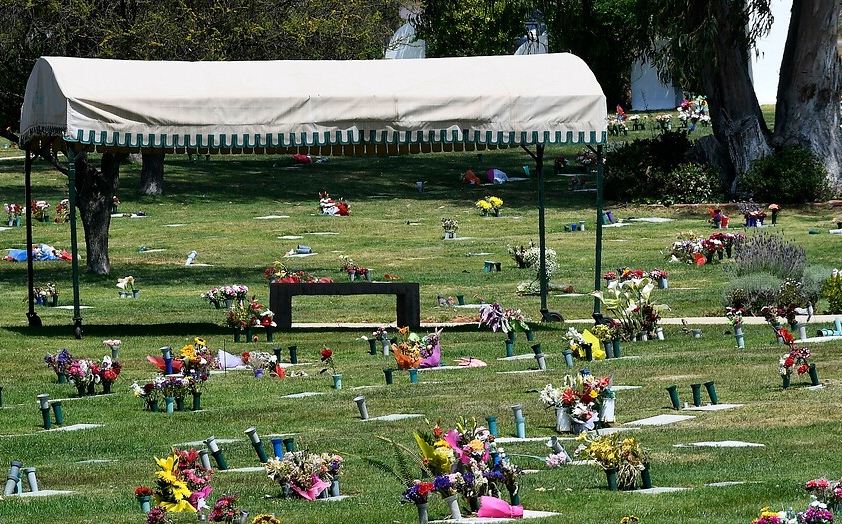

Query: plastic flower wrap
<box><xmin>392</xmin><ymin>326</ymin><xmax>423</xmax><ymax>369</ymax></box>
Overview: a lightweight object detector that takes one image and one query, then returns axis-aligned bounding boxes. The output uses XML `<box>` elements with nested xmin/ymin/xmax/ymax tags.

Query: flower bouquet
<box><xmin>145</xmin><ymin>507</ymin><xmax>174</xmax><ymax>524</ymax></box>
<box><xmin>208</xmin><ymin>494</ymin><xmax>240</xmax><ymax>522</ymax></box>
<box><xmin>319</xmin><ymin>347</ymin><xmax>339</xmax><ymax>377</ymax></box>
<box><xmin>392</xmin><ymin>326</ymin><xmax>423</xmax><ymax>369</ymax></box>
<box><xmin>67</xmin><ymin>358</ymin><xmax>98</xmax><ymax>394</ymax></box>
<box><xmin>779</xmin><ymin>346</ymin><xmax>810</xmax><ymax>378</ymax></box>
<box><xmin>441</xmin><ymin>217</ymin><xmax>459</xmax><ymax>239</ymax></box>
<box><xmin>202</xmin><ymin>288</ymin><xmax>226</xmax><ymax>308</ymax></box>
<box><xmin>478</xmin><ymin>302</ymin><xmax>530</xmax><ymax>335</ymax></box>
<box><xmin>181</xmin><ymin>338</ymin><xmax>213</xmax><ymax>377</ymax></box>
<box><xmin>116</xmin><ymin>275</ymin><xmax>137</xmax><ymax>298</ymax></box>
<box><xmin>242</xmin><ymin>351</ymin><xmax>277</xmax><ymax>377</ymax></box>
<box><xmin>31</xmin><ymin>199</ymin><xmax>49</xmax><ymax>221</ymax></box>
<box><xmin>476</xmin><ymin>196</ymin><xmax>503</xmax><ymax>216</ymax></box>
<box><xmin>339</xmin><ymin>255</ymin><xmax>370</xmax><ymax>281</ymax></box>
<box><xmin>54</xmin><ymin>198</ymin><xmax>70</xmax><ymax>223</ymax></box>
<box><xmin>591</xmin><ymin>278</ymin><xmax>669</xmax><ymax>340</ymax></box>
<box><xmin>576</xmin><ymin>148</ymin><xmax>596</xmax><ymax>167</ymax></box>
<box><xmin>162</xmin><ymin>375</ymin><xmax>190</xmax><ymax>402</ymax></box>
<box><xmin>265</xmin><ymin>450</ymin><xmax>332</xmax><ymax>500</ymax></box>
<box><xmin>798</xmin><ymin>501</ymin><xmax>834</xmax><ymax>523</ymax></box>
<box><xmin>476</xmin><ymin>199</ymin><xmax>493</xmax><ymax>216</ymax></box>
<box><xmin>97</xmin><ymin>355</ymin><xmax>122</xmax><ymax>393</ymax></box>
<box><xmin>44</xmin><ymin>348</ymin><xmax>74</xmax><ymax>382</ymax></box>
<box><xmin>575</xmin><ymin>432</ymin><xmax>647</xmax><ymax>490</ymax></box>
<box><xmin>4</xmin><ymin>203</ymin><xmax>21</xmax><ymax>226</ymax></box>
<box><xmin>403</xmin><ymin>480</ymin><xmax>435</xmax><ymax>504</ymax></box>
<box><xmin>150</xmin><ymin>448</ymin><xmax>214</xmax><ymax>512</ymax></box>
<box><xmin>131</xmin><ymin>377</ymin><xmax>164</xmax><ymax>410</ymax></box>
<box><xmin>805</xmin><ymin>477</ymin><xmax>842</xmax><ymax>509</ymax></box>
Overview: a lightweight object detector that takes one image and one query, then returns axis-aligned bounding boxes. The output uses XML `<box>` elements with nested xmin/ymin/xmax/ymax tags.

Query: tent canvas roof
<box><xmin>20</xmin><ymin>54</ymin><xmax>607</xmax><ymax>153</ymax></box>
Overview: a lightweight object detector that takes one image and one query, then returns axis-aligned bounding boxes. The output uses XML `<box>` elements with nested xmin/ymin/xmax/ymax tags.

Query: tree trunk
<box><xmin>773</xmin><ymin>0</ymin><xmax>842</xmax><ymax>192</ymax></box>
<box><xmin>697</xmin><ymin>0</ymin><xmax>772</xmax><ymax>189</ymax></box>
<box><xmin>139</xmin><ymin>152</ymin><xmax>165</xmax><ymax>195</ymax></box>
<box><xmin>74</xmin><ymin>152</ymin><xmax>124</xmax><ymax>275</ymax></box>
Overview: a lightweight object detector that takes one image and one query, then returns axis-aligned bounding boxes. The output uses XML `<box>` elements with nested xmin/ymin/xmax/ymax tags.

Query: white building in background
<box><xmin>631</xmin><ymin>0</ymin><xmax>790</xmax><ymax>111</ymax></box>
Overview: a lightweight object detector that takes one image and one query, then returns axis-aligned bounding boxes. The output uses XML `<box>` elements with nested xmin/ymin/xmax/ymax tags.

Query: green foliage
<box><xmin>801</xmin><ymin>265</ymin><xmax>829</xmax><ymax>305</ymax></box>
<box><xmin>651</xmin><ymin>162</ymin><xmax>723</xmax><ymax>204</ymax></box>
<box><xmin>411</xmin><ymin>0</ymin><xmax>528</xmax><ymax>57</ymax></box>
<box><xmin>821</xmin><ymin>271</ymin><xmax>842</xmax><ymax>314</ymax></box>
<box><xmin>604</xmin><ymin>131</ymin><xmax>696</xmax><ymax>202</ymax></box>
<box><xmin>726</xmin><ymin>231</ymin><xmax>807</xmax><ymax>281</ymax></box>
<box><xmin>722</xmin><ymin>272</ymin><xmax>781</xmax><ymax>314</ymax></box>
<box><xmin>740</xmin><ymin>147</ymin><xmax>830</xmax><ymax>204</ymax></box>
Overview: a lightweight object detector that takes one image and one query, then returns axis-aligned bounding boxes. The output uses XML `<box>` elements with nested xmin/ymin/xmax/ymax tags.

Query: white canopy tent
<box><xmin>20</xmin><ymin>53</ymin><xmax>608</xmax><ymax>334</ymax></box>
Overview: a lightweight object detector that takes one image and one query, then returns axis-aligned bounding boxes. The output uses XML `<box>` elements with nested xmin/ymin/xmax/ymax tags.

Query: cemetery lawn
<box><xmin>0</xmin><ymin>148</ymin><xmax>839</xmax><ymax>523</ymax></box>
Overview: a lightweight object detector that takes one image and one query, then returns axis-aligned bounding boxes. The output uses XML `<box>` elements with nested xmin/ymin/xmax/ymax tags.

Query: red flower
<box><xmin>797</xmin><ymin>364</ymin><xmax>809</xmax><ymax>375</ymax></box>
<box><xmin>784</xmin><ymin>357</ymin><xmax>795</xmax><ymax>368</ymax></box>
<box><xmin>321</xmin><ymin>348</ymin><xmax>333</xmax><ymax>361</ymax></box>
<box><xmin>417</xmin><ymin>482</ymin><xmax>434</xmax><ymax>496</ymax></box>
<box><xmin>103</xmin><ymin>369</ymin><xmax>117</xmax><ymax>381</ymax></box>
<box><xmin>242</xmin><ymin>351</ymin><xmax>251</xmax><ymax>363</ymax></box>
<box><xmin>135</xmin><ymin>486</ymin><xmax>153</xmax><ymax>496</ymax></box>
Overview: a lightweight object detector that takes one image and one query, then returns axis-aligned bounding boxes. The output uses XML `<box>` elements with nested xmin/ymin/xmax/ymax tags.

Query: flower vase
<box><xmin>612</xmin><ymin>338</ymin><xmax>621</xmax><ymax>357</ymax></box>
<box><xmin>600</xmin><ymin>397</ymin><xmax>616</xmax><ymax>424</ymax></box>
<box><xmin>416</xmin><ymin>502</ymin><xmax>429</xmax><ymax>524</ymax></box>
<box><xmin>658</xmin><ymin>277</ymin><xmax>668</xmax><ymax>289</ymax></box>
<box><xmin>809</xmin><ymin>364</ymin><xmax>820</xmax><ymax>386</ymax></box>
<box><xmin>147</xmin><ymin>399</ymin><xmax>159</xmax><ymax>412</ymax></box>
<box><xmin>735</xmin><ymin>333</ymin><xmax>745</xmax><ymax>348</ymax></box>
<box><xmin>102</xmin><ymin>381</ymin><xmax>112</xmax><ymax>394</ymax></box>
<box><xmin>76</xmin><ymin>384</ymin><xmax>87</xmax><ymax>398</ymax></box>
<box><xmin>508</xmin><ymin>484</ymin><xmax>520</xmax><ymax>506</ymax></box>
<box><xmin>57</xmin><ymin>372</ymin><xmax>67</xmax><ymax>384</ymax></box>
<box><xmin>368</xmin><ymin>339</ymin><xmax>377</xmax><ymax>355</ymax></box>
<box><xmin>192</xmin><ymin>392</ymin><xmax>202</xmax><ymax>411</ymax></box>
<box><xmin>705</xmin><ymin>253</ymin><xmax>713</xmax><ymax>264</ymax></box>
<box><xmin>348</xmin><ymin>270</ymin><xmax>356</xmax><ymax>282</ymax></box>
<box><xmin>444</xmin><ymin>494</ymin><xmax>461</xmax><ymax>520</ymax></box>
<box><xmin>782</xmin><ymin>375</ymin><xmax>791</xmax><ymax>389</ymax></box>
<box><xmin>165</xmin><ymin>396</ymin><xmax>175</xmax><ymax>413</ymax></box>
<box><xmin>86</xmin><ymin>381</ymin><xmax>96</xmax><ymax>396</ymax></box>
<box><xmin>469</xmin><ymin>496</ymin><xmax>480</xmax><ymax>513</ymax></box>
<box><xmin>605</xmin><ymin>467</ymin><xmax>619</xmax><ymax>491</ymax></box>
<box><xmin>175</xmin><ymin>397</ymin><xmax>185</xmax><ymax>411</ymax></box>
<box><xmin>233</xmin><ymin>328</ymin><xmax>241</xmax><ymax>343</ymax></box>
<box><xmin>726</xmin><ymin>246</ymin><xmax>732</xmax><ymax>258</ymax></box>
<box><xmin>137</xmin><ymin>494</ymin><xmax>152</xmax><ymax>513</ymax></box>
<box><xmin>505</xmin><ymin>340</ymin><xmax>514</xmax><ymax>357</ymax></box>
<box><xmin>555</xmin><ymin>407</ymin><xmax>573</xmax><ymax>433</ymax></box>
<box><xmin>332</xmin><ymin>374</ymin><xmax>343</xmax><ymax>390</ymax></box>
<box><xmin>382</xmin><ymin>340</ymin><xmax>391</xmax><ymax>356</ymax></box>
<box><xmin>254</xmin><ymin>368</ymin><xmax>264</xmax><ymax>378</ymax></box>
<box><xmin>329</xmin><ymin>478</ymin><xmax>340</xmax><ymax>497</ymax></box>
<box><xmin>641</xmin><ymin>463</ymin><xmax>652</xmax><ymax>489</ymax></box>
<box><xmin>718</xmin><ymin>251</ymin><xmax>724</xmax><ymax>260</ymax></box>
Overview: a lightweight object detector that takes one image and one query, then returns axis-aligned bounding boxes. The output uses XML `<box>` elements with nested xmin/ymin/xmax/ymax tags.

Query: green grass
<box><xmin>0</xmin><ymin>143</ymin><xmax>839</xmax><ymax>524</ymax></box>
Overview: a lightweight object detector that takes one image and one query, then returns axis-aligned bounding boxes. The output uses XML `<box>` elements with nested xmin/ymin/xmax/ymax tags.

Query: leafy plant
<box><xmin>741</xmin><ymin>147</ymin><xmax>830</xmax><ymax>204</ymax></box>
<box><xmin>650</xmin><ymin>162</ymin><xmax>723</xmax><ymax>204</ymax></box>
<box><xmin>821</xmin><ymin>269</ymin><xmax>842</xmax><ymax>314</ymax></box>
<box><xmin>722</xmin><ymin>273</ymin><xmax>782</xmax><ymax>315</ymax></box>
<box><xmin>726</xmin><ymin>231</ymin><xmax>806</xmax><ymax>281</ymax></box>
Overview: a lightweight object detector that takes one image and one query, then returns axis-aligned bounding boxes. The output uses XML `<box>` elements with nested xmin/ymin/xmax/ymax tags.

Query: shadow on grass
<box><xmin>3</xmin><ymin>322</ymin><xmax>227</xmax><ymax>338</ymax></box>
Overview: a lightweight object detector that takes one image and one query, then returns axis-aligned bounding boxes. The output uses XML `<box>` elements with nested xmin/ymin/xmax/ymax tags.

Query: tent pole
<box><xmin>593</xmin><ymin>145</ymin><xmax>604</xmax><ymax>317</ymax></box>
<box><xmin>24</xmin><ymin>145</ymin><xmax>41</xmax><ymax>328</ymax></box>
<box><xmin>66</xmin><ymin>149</ymin><xmax>83</xmax><ymax>339</ymax></box>
<box><xmin>536</xmin><ymin>145</ymin><xmax>563</xmax><ymax>322</ymax></box>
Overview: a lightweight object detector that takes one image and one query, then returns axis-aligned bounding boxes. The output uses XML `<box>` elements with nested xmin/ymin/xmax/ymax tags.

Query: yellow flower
<box><xmin>399</xmin><ymin>326</ymin><xmax>409</xmax><ymax>335</ymax></box>
<box><xmin>589</xmin><ymin>389</ymin><xmax>598</xmax><ymax>399</ymax></box>
<box><xmin>194</xmin><ymin>337</ymin><xmax>206</xmax><ymax>347</ymax></box>
<box><xmin>476</xmin><ymin>199</ymin><xmax>492</xmax><ymax>210</ymax></box>
<box><xmin>468</xmin><ymin>439</ymin><xmax>484</xmax><ymax>452</ymax></box>
<box><xmin>181</xmin><ymin>344</ymin><xmax>196</xmax><ymax>359</ymax></box>
<box><xmin>488</xmin><ymin>196</ymin><xmax>503</xmax><ymax>208</ymax></box>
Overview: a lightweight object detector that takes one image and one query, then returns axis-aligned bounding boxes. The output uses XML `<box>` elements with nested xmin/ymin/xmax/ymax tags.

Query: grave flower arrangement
<box><xmin>403</xmin><ymin>480</ymin><xmax>435</xmax><ymax>504</ymax></box>
<box><xmin>540</xmin><ymin>372</ymin><xmax>612</xmax><ymax>432</ymax></box>
<box><xmin>30</xmin><ymin>199</ymin><xmax>49</xmax><ymax>220</ymax></box>
<box><xmin>145</xmin><ymin>507</ymin><xmax>174</xmax><ymax>524</ymax></box>
<box><xmin>131</xmin><ymin>376</ymin><xmax>165</xmax><ymax>410</ymax></box>
<box><xmin>201</xmin><ymin>288</ymin><xmax>225</xmax><ymax>308</ymax></box>
<box><xmin>161</xmin><ymin>375</ymin><xmax>191</xmax><ymax>400</ymax></box>
<box><xmin>44</xmin><ymin>348</ymin><xmax>74</xmax><ymax>379</ymax></box>
<box><xmin>478</xmin><ymin>302</ymin><xmax>531</xmax><ymax>334</ymax></box>
<box><xmin>392</xmin><ymin>326</ymin><xmax>423</xmax><ymax>369</ymax></box>
<box><xmin>54</xmin><ymin>198</ymin><xmax>70</xmax><ymax>222</ymax></box>
<box><xmin>208</xmin><ymin>494</ymin><xmax>240</xmax><ymax>522</ymax></box>
<box><xmin>116</xmin><ymin>275</ymin><xmax>136</xmax><ymax>295</ymax></box>
<box><xmin>67</xmin><ymin>357</ymin><xmax>97</xmax><ymax>388</ymax></box>
<box><xmin>151</xmin><ymin>448</ymin><xmax>214</xmax><ymax>512</ymax></box>
<box><xmin>242</xmin><ymin>351</ymin><xmax>277</xmax><ymax>372</ymax></box>
<box><xmin>805</xmin><ymin>477</ymin><xmax>842</xmax><ymax>508</ymax></box>
<box><xmin>779</xmin><ymin>346</ymin><xmax>810</xmax><ymax>377</ymax></box>
<box><xmin>576</xmin><ymin>148</ymin><xmax>596</xmax><ymax>166</ymax></box>
<box><xmin>575</xmin><ymin>432</ymin><xmax>647</xmax><ymax>490</ymax></box>
<box><xmin>339</xmin><ymin>255</ymin><xmax>369</xmax><ymax>280</ymax></box>
<box><xmin>319</xmin><ymin>347</ymin><xmax>338</xmax><ymax>376</ymax></box>
<box><xmin>4</xmin><ymin>203</ymin><xmax>21</xmax><ymax>224</ymax></box>
<box><xmin>181</xmin><ymin>338</ymin><xmax>213</xmax><ymax>377</ymax></box>
<box><xmin>726</xmin><ymin>307</ymin><xmax>744</xmax><ymax>327</ymax></box>
<box><xmin>97</xmin><ymin>355</ymin><xmax>122</xmax><ymax>391</ymax></box>
<box><xmin>591</xmin><ymin>278</ymin><xmax>669</xmax><ymax>340</ymax></box>
<box><xmin>563</xmin><ymin>327</ymin><xmax>590</xmax><ymax>358</ymax></box>
<box><xmin>441</xmin><ymin>217</ymin><xmax>459</xmax><ymax>234</ymax></box>
<box><xmin>476</xmin><ymin>198</ymin><xmax>493</xmax><ymax>214</ymax></box>
<box><xmin>251</xmin><ymin>516</ymin><xmax>281</xmax><ymax>524</ymax></box>
<box><xmin>797</xmin><ymin>501</ymin><xmax>834</xmax><ymax>524</ymax></box>
<box><xmin>264</xmin><ymin>450</ymin><xmax>333</xmax><ymax>500</ymax></box>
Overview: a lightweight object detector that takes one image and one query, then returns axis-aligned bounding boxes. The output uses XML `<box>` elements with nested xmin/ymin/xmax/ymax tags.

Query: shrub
<box><xmin>801</xmin><ymin>265</ymin><xmax>829</xmax><ymax>305</ymax></box>
<box><xmin>651</xmin><ymin>162</ymin><xmax>723</xmax><ymax>204</ymax></box>
<box><xmin>740</xmin><ymin>147</ymin><xmax>830</xmax><ymax>204</ymax></box>
<box><xmin>726</xmin><ymin>231</ymin><xmax>806</xmax><ymax>281</ymax></box>
<box><xmin>821</xmin><ymin>270</ymin><xmax>842</xmax><ymax>314</ymax></box>
<box><xmin>604</xmin><ymin>131</ymin><xmax>695</xmax><ymax>203</ymax></box>
<box><xmin>722</xmin><ymin>272</ymin><xmax>782</xmax><ymax>315</ymax></box>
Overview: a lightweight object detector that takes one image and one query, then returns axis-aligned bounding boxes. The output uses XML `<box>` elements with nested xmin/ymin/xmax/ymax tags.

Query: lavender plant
<box><xmin>725</xmin><ymin>231</ymin><xmax>806</xmax><ymax>281</ymax></box>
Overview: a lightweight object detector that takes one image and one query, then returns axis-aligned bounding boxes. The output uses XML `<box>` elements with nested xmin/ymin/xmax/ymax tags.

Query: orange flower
<box><xmin>399</xmin><ymin>326</ymin><xmax>409</xmax><ymax>335</ymax></box>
